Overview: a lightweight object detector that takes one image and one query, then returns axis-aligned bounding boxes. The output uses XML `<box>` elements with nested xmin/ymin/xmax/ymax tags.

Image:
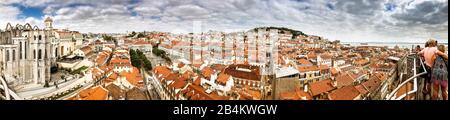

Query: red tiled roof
<box><xmin>170</xmin><ymin>79</ymin><xmax>187</xmax><ymax>89</ymax></box>
<box><xmin>298</xmin><ymin>59</ymin><xmax>312</xmax><ymax>65</ymax></box>
<box><xmin>154</xmin><ymin>66</ymin><xmax>171</xmax><ymax>78</ymax></box>
<box><xmin>328</xmin><ymin>86</ymin><xmax>360</xmax><ymax>100</ymax></box>
<box><xmin>331</xmin><ymin>67</ymin><xmax>340</xmax><ymax>75</ymax></box>
<box><xmin>280</xmin><ymin>88</ymin><xmax>312</xmax><ymax>100</ymax></box>
<box><xmin>201</xmin><ymin>67</ymin><xmax>214</xmax><ymax>79</ymax></box>
<box><xmin>361</xmin><ymin>74</ymin><xmax>383</xmax><ymax>93</ymax></box>
<box><xmin>105</xmin><ymin>72</ymin><xmax>119</xmax><ymax>83</ymax></box>
<box><xmin>181</xmin><ymin>71</ymin><xmax>193</xmax><ymax>80</ymax></box>
<box><xmin>354</xmin><ymin>85</ymin><xmax>369</xmax><ymax>95</ymax></box>
<box><xmin>307</xmin><ymin>52</ymin><xmax>316</xmax><ymax>59</ymax></box>
<box><xmin>133</xmin><ymin>40</ymin><xmax>151</xmax><ymax>45</ymax></box>
<box><xmin>165</xmin><ymin>73</ymin><xmax>179</xmax><ymax>82</ymax></box>
<box><xmin>335</xmin><ymin>73</ymin><xmax>354</xmax><ymax>88</ymax></box>
<box><xmin>320</xmin><ymin>53</ymin><xmax>332</xmax><ymax>59</ymax></box>
<box><xmin>72</xmin><ymin>86</ymin><xmax>109</xmax><ymax>100</ymax></box>
<box><xmin>239</xmin><ymin>88</ymin><xmax>262</xmax><ymax>100</ymax></box>
<box><xmin>224</xmin><ymin>64</ymin><xmax>261</xmax><ymax>81</ymax></box>
<box><xmin>211</xmin><ymin>64</ymin><xmax>227</xmax><ymax>72</ymax></box>
<box><xmin>79</xmin><ymin>46</ymin><xmax>92</xmax><ymax>54</ymax></box>
<box><xmin>184</xmin><ymin>84</ymin><xmax>229</xmax><ymax>100</ymax></box>
<box><xmin>216</xmin><ymin>72</ymin><xmax>231</xmax><ymax>85</ymax></box>
<box><xmin>192</xmin><ymin>76</ymin><xmax>201</xmax><ymax>85</ymax></box>
<box><xmin>354</xmin><ymin>59</ymin><xmax>369</xmax><ymax>66</ymax></box>
<box><xmin>318</xmin><ymin>65</ymin><xmax>329</xmax><ymax>70</ymax></box>
<box><xmin>297</xmin><ymin>66</ymin><xmax>319</xmax><ymax>72</ymax></box>
<box><xmin>309</xmin><ymin>79</ymin><xmax>335</xmax><ymax>96</ymax></box>
<box><xmin>120</xmin><ymin>67</ymin><xmax>144</xmax><ymax>87</ymax></box>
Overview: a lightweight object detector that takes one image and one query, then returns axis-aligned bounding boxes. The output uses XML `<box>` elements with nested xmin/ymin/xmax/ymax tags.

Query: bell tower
<box><xmin>44</xmin><ymin>17</ymin><xmax>53</xmax><ymax>30</ymax></box>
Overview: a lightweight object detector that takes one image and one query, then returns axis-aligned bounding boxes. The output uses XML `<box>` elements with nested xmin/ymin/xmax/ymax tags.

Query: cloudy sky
<box><xmin>0</xmin><ymin>0</ymin><xmax>448</xmax><ymax>43</ymax></box>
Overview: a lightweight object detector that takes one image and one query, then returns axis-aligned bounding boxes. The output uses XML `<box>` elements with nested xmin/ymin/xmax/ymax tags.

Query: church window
<box><xmin>6</xmin><ymin>50</ymin><xmax>9</xmax><ymax>61</ymax></box>
<box><xmin>38</xmin><ymin>49</ymin><xmax>42</xmax><ymax>60</ymax></box>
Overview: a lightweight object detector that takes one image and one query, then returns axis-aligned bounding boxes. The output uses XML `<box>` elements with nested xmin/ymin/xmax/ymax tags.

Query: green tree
<box><xmin>143</xmin><ymin>59</ymin><xmax>152</xmax><ymax>70</ymax></box>
<box><xmin>103</xmin><ymin>35</ymin><xmax>115</xmax><ymax>41</ymax></box>
<box><xmin>128</xmin><ymin>31</ymin><xmax>136</xmax><ymax>37</ymax></box>
<box><xmin>137</xmin><ymin>33</ymin><xmax>145</xmax><ymax>38</ymax></box>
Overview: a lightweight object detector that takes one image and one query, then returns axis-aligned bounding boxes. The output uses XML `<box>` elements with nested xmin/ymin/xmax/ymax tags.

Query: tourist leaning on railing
<box><xmin>418</xmin><ymin>39</ymin><xmax>448</xmax><ymax>98</ymax></box>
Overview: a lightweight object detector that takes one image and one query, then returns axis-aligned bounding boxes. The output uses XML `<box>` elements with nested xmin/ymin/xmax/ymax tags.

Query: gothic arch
<box><xmin>15</xmin><ymin>24</ymin><xmax>23</xmax><ymax>30</ymax></box>
<box><xmin>33</xmin><ymin>25</ymin><xmax>39</xmax><ymax>30</ymax></box>
<box><xmin>24</xmin><ymin>23</ymin><xmax>32</xmax><ymax>30</ymax></box>
<box><xmin>5</xmin><ymin>23</ymin><xmax>13</xmax><ymax>31</ymax></box>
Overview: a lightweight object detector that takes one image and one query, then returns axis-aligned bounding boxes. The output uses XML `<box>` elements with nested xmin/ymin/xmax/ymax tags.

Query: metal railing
<box><xmin>386</xmin><ymin>55</ymin><xmax>427</xmax><ymax>100</ymax></box>
<box><xmin>0</xmin><ymin>76</ymin><xmax>23</xmax><ymax>100</ymax></box>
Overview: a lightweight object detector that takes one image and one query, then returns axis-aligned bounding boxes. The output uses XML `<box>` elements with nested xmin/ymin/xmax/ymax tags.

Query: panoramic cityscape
<box><xmin>0</xmin><ymin>0</ymin><xmax>448</xmax><ymax>100</ymax></box>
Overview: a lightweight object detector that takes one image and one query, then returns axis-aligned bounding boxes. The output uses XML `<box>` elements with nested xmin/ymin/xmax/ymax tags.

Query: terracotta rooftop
<box><xmin>335</xmin><ymin>73</ymin><xmax>355</xmax><ymax>88</ymax></box>
<box><xmin>133</xmin><ymin>40</ymin><xmax>151</xmax><ymax>45</ymax></box>
<box><xmin>354</xmin><ymin>59</ymin><xmax>369</xmax><ymax>65</ymax></box>
<box><xmin>318</xmin><ymin>65</ymin><xmax>329</xmax><ymax>70</ymax></box>
<box><xmin>169</xmin><ymin>79</ymin><xmax>187</xmax><ymax>89</ymax></box>
<box><xmin>328</xmin><ymin>86</ymin><xmax>360</xmax><ymax>100</ymax></box>
<box><xmin>238</xmin><ymin>88</ymin><xmax>262</xmax><ymax>100</ymax></box>
<box><xmin>211</xmin><ymin>64</ymin><xmax>227</xmax><ymax>72</ymax></box>
<box><xmin>307</xmin><ymin>52</ymin><xmax>316</xmax><ymax>59</ymax></box>
<box><xmin>193</xmin><ymin>76</ymin><xmax>201</xmax><ymax>86</ymax></box>
<box><xmin>184</xmin><ymin>84</ymin><xmax>229</xmax><ymax>100</ymax></box>
<box><xmin>309</xmin><ymin>79</ymin><xmax>335</xmax><ymax>96</ymax></box>
<box><xmin>216</xmin><ymin>72</ymin><xmax>231</xmax><ymax>86</ymax></box>
<box><xmin>79</xmin><ymin>46</ymin><xmax>92</xmax><ymax>55</ymax></box>
<box><xmin>361</xmin><ymin>73</ymin><xmax>384</xmax><ymax>93</ymax></box>
<box><xmin>120</xmin><ymin>67</ymin><xmax>144</xmax><ymax>88</ymax></box>
<box><xmin>72</xmin><ymin>86</ymin><xmax>109</xmax><ymax>100</ymax></box>
<box><xmin>105</xmin><ymin>72</ymin><xmax>119</xmax><ymax>83</ymax></box>
<box><xmin>105</xmin><ymin>84</ymin><xmax>124</xmax><ymax>100</ymax></box>
<box><xmin>331</xmin><ymin>67</ymin><xmax>340</xmax><ymax>75</ymax></box>
<box><xmin>224</xmin><ymin>64</ymin><xmax>261</xmax><ymax>81</ymax></box>
<box><xmin>354</xmin><ymin>85</ymin><xmax>369</xmax><ymax>95</ymax></box>
<box><xmin>297</xmin><ymin>66</ymin><xmax>319</xmax><ymax>72</ymax></box>
<box><xmin>154</xmin><ymin>66</ymin><xmax>172</xmax><ymax>79</ymax></box>
<box><xmin>348</xmin><ymin>70</ymin><xmax>367</xmax><ymax>79</ymax></box>
<box><xmin>280</xmin><ymin>88</ymin><xmax>312</xmax><ymax>100</ymax></box>
<box><xmin>298</xmin><ymin>59</ymin><xmax>313</xmax><ymax>65</ymax></box>
<box><xmin>201</xmin><ymin>67</ymin><xmax>214</xmax><ymax>79</ymax></box>
<box><xmin>320</xmin><ymin>53</ymin><xmax>332</xmax><ymax>59</ymax></box>
<box><xmin>125</xmin><ymin>87</ymin><xmax>147</xmax><ymax>100</ymax></box>
<box><xmin>181</xmin><ymin>71</ymin><xmax>193</xmax><ymax>80</ymax></box>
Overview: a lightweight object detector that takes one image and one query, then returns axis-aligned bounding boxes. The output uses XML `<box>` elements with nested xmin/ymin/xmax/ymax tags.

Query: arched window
<box><xmin>33</xmin><ymin>50</ymin><xmax>36</xmax><ymax>59</ymax></box>
<box><xmin>38</xmin><ymin>35</ymin><xmax>42</xmax><ymax>40</ymax></box>
<box><xmin>24</xmin><ymin>42</ymin><xmax>27</xmax><ymax>59</ymax></box>
<box><xmin>38</xmin><ymin>49</ymin><xmax>42</xmax><ymax>60</ymax></box>
<box><xmin>6</xmin><ymin>50</ymin><xmax>9</xmax><ymax>61</ymax></box>
<box><xmin>34</xmin><ymin>36</ymin><xmax>36</xmax><ymax>40</ymax></box>
<box><xmin>12</xmin><ymin>50</ymin><xmax>15</xmax><ymax>61</ymax></box>
<box><xmin>19</xmin><ymin>42</ymin><xmax>22</xmax><ymax>59</ymax></box>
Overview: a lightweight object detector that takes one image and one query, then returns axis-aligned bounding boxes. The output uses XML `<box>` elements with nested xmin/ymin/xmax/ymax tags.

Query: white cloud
<box><xmin>0</xmin><ymin>0</ymin><xmax>447</xmax><ymax>43</ymax></box>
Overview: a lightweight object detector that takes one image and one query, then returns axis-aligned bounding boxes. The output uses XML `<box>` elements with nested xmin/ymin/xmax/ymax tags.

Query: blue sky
<box><xmin>0</xmin><ymin>0</ymin><xmax>448</xmax><ymax>43</ymax></box>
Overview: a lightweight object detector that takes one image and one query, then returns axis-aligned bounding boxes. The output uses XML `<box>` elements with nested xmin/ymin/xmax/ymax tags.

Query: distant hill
<box><xmin>252</xmin><ymin>26</ymin><xmax>308</xmax><ymax>39</ymax></box>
